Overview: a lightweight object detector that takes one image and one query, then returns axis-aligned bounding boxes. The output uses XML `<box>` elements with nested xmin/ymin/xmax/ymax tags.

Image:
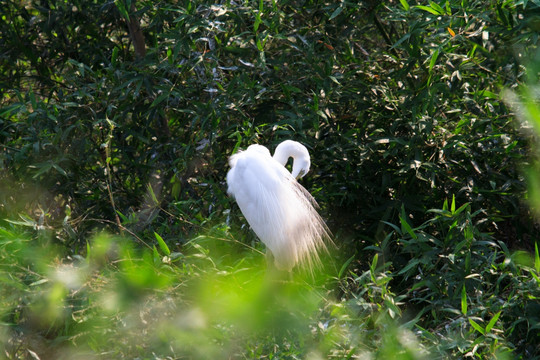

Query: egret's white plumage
<box><xmin>226</xmin><ymin>140</ymin><xmax>329</xmax><ymax>271</ymax></box>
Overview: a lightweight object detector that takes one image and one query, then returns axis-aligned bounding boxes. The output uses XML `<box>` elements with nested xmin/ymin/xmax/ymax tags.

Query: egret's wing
<box><xmin>227</xmin><ymin>149</ymin><xmax>329</xmax><ymax>271</ymax></box>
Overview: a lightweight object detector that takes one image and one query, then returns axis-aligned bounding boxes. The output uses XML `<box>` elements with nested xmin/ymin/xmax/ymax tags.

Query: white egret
<box><xmin>226</xmin><ymin>140</ymin><xmax>330</xmax><ymax>271</ymax></box>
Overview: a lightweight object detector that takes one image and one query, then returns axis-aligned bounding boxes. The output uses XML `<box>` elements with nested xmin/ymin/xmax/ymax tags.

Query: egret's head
<box><xmin>273</xmin><ymin>140</ymin><xmax>311</xmax><ymax>179</ymax></box>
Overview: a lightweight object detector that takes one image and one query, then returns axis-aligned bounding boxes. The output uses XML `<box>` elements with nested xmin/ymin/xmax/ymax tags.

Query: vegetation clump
<box><xmin>0</xmin><ymin>0</ymin><xmax>539</xmax><ymax>358</ymax></box>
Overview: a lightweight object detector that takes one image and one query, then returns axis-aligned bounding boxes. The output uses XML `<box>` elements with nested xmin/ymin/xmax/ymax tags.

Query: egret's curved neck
<box><xmin>273</xmin><ymin>140</ymin><xmax>311</xmax><ymax>178</ymax></box>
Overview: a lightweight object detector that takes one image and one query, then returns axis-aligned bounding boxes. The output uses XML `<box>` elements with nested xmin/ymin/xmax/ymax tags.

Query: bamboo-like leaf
<box><xmin>384</xmin><ymin>297</ymin><xmax>402</xmax><ymax>318</ymax></box>
<box><xmin>398</xmin><ymin>258</ymin><xmax>421</xmax><ymax>275</ymax></box>
<box><xmin>453</xmin><ymin>202</ymin><xmax>470</xmax><ymax>216</ymax></box>
<box><xmin>338</xmin><ymin>255</ymin><xmax>355</xmax><ymax>279</ymax></box>
<box><xmin>152</xmin><ymin>245</ymin><xmax>160</xmax><ymax>263</ymax></box>
<box><xmin>111</xmin><ymin>46</ymin><xmax>119</xmax><ymax>66</ymax></box>
<box><xmin>469</xmin><ymin>319</ymin><xmax>485</xmax><ymax>335</ymax></box>
<box><xmin>429</xmin><ymin>49</ymin><xmax>439</xmax><ymax>73</ymax></box>
<box><xmin>86</xmin><ymin>241</ymin><xmax>91</xmax><ymax>259</ymax></box>
<box><xmin>461</xmin><ymin>285</ymin><xmax>467</xmax><ymax>315</ymax></box>
<box><xmin>254</xmin><ymin>15</ymin><xmax>261</xmax><ymax>32</ymax></box>
<box><xmin>381</xmin><ymin>221</ymin><xmax>402</xmax><ymax>236</ymax></box>
<box><xmin>391</xmin><ymin>33</ymin><xmax>411</xmax><ymax>49</ymax></box>
<box><xmin>52</xmin><ymin>164</ymin><xmax>67</xmax><ymax>176</ymax></box>
<box><xmin>151</xmin><ymin>92</ymin><xmax>169</xmax><ymax>108</ymax></box>
<box><xmin>399</xmin><ymin>0</ymin><xmax>410</xmax><ymax>11</ymax></box>
<box><xmin>329</xmin><ymin>5</ymin><xmax>343</xmax><ymax>21</ymax></box>
<box><xmin>29</xmin><ymin>87</ymin><xmax>37</xmax><ymax>110</ymax></box>
<box><xmin>115</xmin><ymin>0</ymin><xmax>130</xmax><ymax>21</ymax></box>
<box><xmin>535</xmin><ymin>242</ymin><xmax>540</xmax><ymax>274</ymax></box>
<box><xmin>155</xmin><ymin>232</ymin><xmax>171</xmax><ymax>256</ymax></box>
<box><xmin>445</xmin><ymin>0</ymin><xmax>452</xmax><ymax>15</ymax></box>
<box><xmin>147</xmin><ymin>183</ymin><xmax>159</xmax><ymax>206</ymax></box>
<box><xmin>370</xmin><ymin>254</ymin><xmax>379</xmax><ymax>282</ymax></box>
<box><xmin>415</xmin><ymin>5</ymin><xmax>441</xmax><ymax>15</ymax></box>
<box><xmin>400</xmin><ymin>215</ymin><xmax>417</xmax><ymax>239</ymax></box>
<box><xmin>429</xmin><ymin>1</ymin><xmax>445</xmax><ymax>15</ymax></box>
<box><xmin>485</xmin><ymin>311</ymin><xmax>501</xmax><ymax>333</ymax></box>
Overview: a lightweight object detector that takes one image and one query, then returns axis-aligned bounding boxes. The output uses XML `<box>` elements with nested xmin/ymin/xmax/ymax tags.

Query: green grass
<box><xmin>1</xmin><ymin>210</ymin><xmax>538</xmax><ymax>358</ymax></box>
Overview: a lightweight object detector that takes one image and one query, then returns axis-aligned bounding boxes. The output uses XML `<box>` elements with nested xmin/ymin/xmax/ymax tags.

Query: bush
<box><xmin>1</xmin><ymin>0</ymin><xmax>539</xmax><ymax>358</ymax></box>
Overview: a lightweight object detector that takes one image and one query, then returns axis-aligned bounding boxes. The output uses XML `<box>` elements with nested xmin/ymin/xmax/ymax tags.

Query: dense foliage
<box><xmin>1</xmin><ymin>0</ymin><xmax>539</xmax><ymax>358</ymax></box>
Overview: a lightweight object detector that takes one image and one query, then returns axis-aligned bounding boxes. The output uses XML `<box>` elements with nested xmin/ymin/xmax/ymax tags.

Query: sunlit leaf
<box><xmin>469</xmin><ymin>319</ymin><xmax>485</xmax><ymax>335</ymax></box>
<box><xmin>429</xmin><ymin>49</ymin><xmax>439</xmax><ymax>73</ymax></box>
<box><xmin>400</xmin><ymin>0</ymin><xmax>410</xmax><ymax>11</ymax></box>
<box><xmin>461</xmin><ymin>285</ymin><xmax>467</xmax><ymax>315</ymax></box>
<box><xmin>485</xmin><ymin>311</ymin><xmax>501</xmax><ymax>333</ymax></box>
<box><xmin>155</xmin><ymin>232</ymin><xmax>171</xmax><ymax>256</ymax></box>
<box><xmin>415</xmin><ymin>5</ymin><xmax>441</xmax><ymax>15</ymax></box>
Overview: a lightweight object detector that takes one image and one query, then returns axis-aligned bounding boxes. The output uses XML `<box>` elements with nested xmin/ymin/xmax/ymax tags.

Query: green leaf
<box><xmin>469</xmin><ymin>319</ymin><xmax>485</xmax><ymax>335</ymax></box>
<box><xmin>473</xmin><ymin>89</ymin><xmax>499</xmax><ymax>99</ymax></box>
<box><xmin>52</xmin><ymin>164</ymin><xmax>67</xmax><ymax>176</ymax></box>
<box><xmin>329</xmin><ymin>76</ymin><xmax>341</xmax><ymax>85</ymax></box>
<box><xmin>256</xmin><ymin>36</ymin><xmax>263</xmax><ymax>51</ymax></box>
<box><xmin>116</xmin><ymin>210</ymin><xmax>129</xmax><ymax>223</ymax></box>
<box><xmin>535</xmin><ymin>242</ymin><xmax>540</xmax><ymax>274</ymax></box>
<box><xmin>254</xmin><ymin>15</ymin><xmax>261</xmax><ymax>32</ymax></box>
<box><xmin>338</xmin><ymin>255</ymin><xmax>355</xmax><ymax>279</ymax></box>
<box><xmin>29</xmin><ymin>279</ymin><xmax>49</xmax><ymax>286</ymax></box>
<box><xmin>111</xmin><ymin>46</ymin><xmax>119</xmax><ymax>66</ymax></box>
<box><xmin>415</xmin><ymin>5</ymin><xmax>441</xmax><ymax>15</ymax></box>
<box><xmin>384</xmin><ymin>297</ymin><xmax>402</xmax><ymax>318</ymax></box>
<box><xmin>254</xmin><ymin>0</ymin><xmax>263</xmax><ymax>32</ymax></box>
<box><xmin>429</xmin><ymin>49</ymin><xmax>439</xmax><ymax>73</ymax></box>
<box><xmin>86</xmin><ymin>241</ymin><xmax>91</xmax><ymax>259</ymax></box>
<box><xmin>29</xmin><ymin>88</ymin><xmax>37</xmax><ymax>110</ymax></box>
<box><xmin>398</xmin><ymin>258</ymin><xmax>421</xmax><ymax>275</ymax></box>
<box><xmin>370</xmin><ymin>253</ymin><xmax>378</xmax><ymax>280</ymax></box>
<box><xmin>399</xmin><ymin>0</ymin><xmax>410</xmax><ymax>11</ymax></box>
<box><xmin>461</xmin><ymin>285</ymin><xmax>467</xmax><ymax>315</ymax></box>
<box><xmin>445</xmin><ymin>0</ymin><xmax>452</xmax><ymax>15</ymax></box>
<box><xmin>152</xmin><ymin>245</ymin><xmax>161</xmax><ymax>263</ymax></box>
<box><xmin>381</xmin><ymin>221</ymin><xmax>402</xmax><ymax>236</ymax></box>
<box><xmin>442</xmin><ymin>198</ymin><xmax>448</xmax><ymax>211</ymax></box>
<box><xmin>151</xmin><ymin>92</ymin><xmax>169</xmax><ymax>108</ymax></box>
<box><xmin>154</xmin><ymin>232</ymin><xmax>171</xmax><ymax>256</ymax></box>
<box><xmin>453</xmin><ymin>202</ymin><xmax>470</xmax><ymax>216</ymax></box>
<box><xmin>485</xmin><ymin>311</ymin><xmax>501</xmax><ymax>333</ymax></box>
<box><xmin>115</xmin><ymin>0</ymin><xmax>130</xmax><ymax>20</ymax></box>
<box><xmin>147</xmin><ymin>183</ymin><xmax>159</xmax><ymax>206</ymax></box>
<box><xmin>391</xmin><ymin>33</ymin><xmax>411</xmax><ymax>49</ymax></box>
<box><xmin>166</xmin><ymin>48</ymin><xmax>173</xmax><ymax>64</ymax></box>
<box><xmin>0</xmin><ymin>103</ymin><xmax>24</xmax><ymax>117</ymax></box>
<box><xmin>329</xmin><ymin>5</ymin><xmax>343</xmax><ymax>21</ymax></box>
<box><xmin>429</xmin><ymin>1</ymin><xmax>445</xmax><ymax>15</ymax></box>
<box><xmin>400</xmin><ymin>215</ymin><xmax>417</xmax><ymax>240</ymax></box>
